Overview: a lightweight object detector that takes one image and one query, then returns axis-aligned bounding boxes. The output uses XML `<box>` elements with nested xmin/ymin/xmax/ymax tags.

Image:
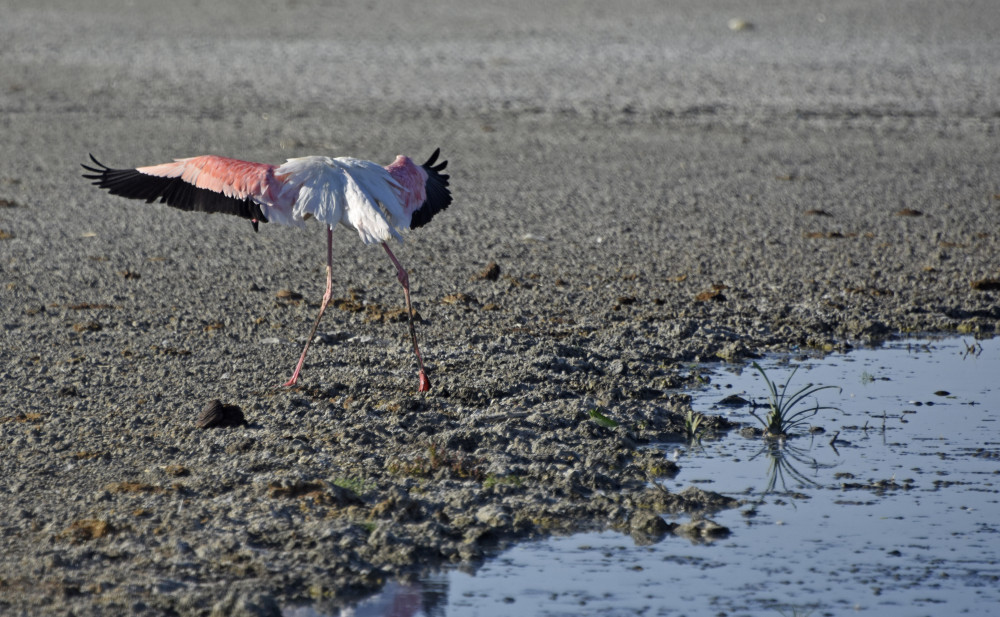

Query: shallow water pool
<box><xmin>297</xmin><ymin>336</ymin><xmax>1000</xmax><ymax>616</ymax></box>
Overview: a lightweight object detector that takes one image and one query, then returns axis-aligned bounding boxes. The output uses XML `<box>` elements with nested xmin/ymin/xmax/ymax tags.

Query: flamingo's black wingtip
<box><xmin>412</xmin><ymin>148</ymin><xmax>452</xmax><ymax>229</ymax></box>
<box><xmin>81</xmin><ymin>154</ymin><xmax>111</xmax><ymax>179</ymax></box>
<box><xmin>422</xmin><ymin>148</ymin><xmax>440</xmax><ymax>167</ymax></box>
<box><xmin>421</xmin><ymin>148</ymin><xmax>448</xmax><ymax>174</ymax></box>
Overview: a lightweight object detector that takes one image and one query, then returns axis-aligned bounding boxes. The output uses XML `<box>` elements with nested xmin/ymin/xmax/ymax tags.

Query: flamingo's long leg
<box><xmin>382</xmin><ymin>242</ymin><xmax>430</xmax><ymax>392</ymax></box>
<box><xmin>283</xmin><ymin>226</ymin><xmax>335</xmax><ymax>387</ymax></box>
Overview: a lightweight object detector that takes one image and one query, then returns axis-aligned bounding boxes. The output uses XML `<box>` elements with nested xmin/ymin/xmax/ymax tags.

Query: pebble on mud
<box><xmin>695</xmin><ymin>288</ymin><xmax>726</xmax><ymax>302</ymax></box>
<box><xmin>970</xmin><ymin>279</ymin><xmax>1000</xmax><ymax>291</ymax></box>
<box><xmin>62</xmin><ymin>518</ymin><xmax>115</xmax><ymax>542</ymax></box>
<box><xmin>275</xmin><ymin>289</ymin><xmax>303</xmax><ymax>301</ymax></box>
<box><xmin>629</xmin><ymin>510</ymin><xmax>671</xmax><ymax>537</ymax></box>
<box><xmin>472</xmin><ymin>261</ymin><xmax>501</xmax><ymax>281</ymax></box>
<box><xmin>727</xmin><ymin>18</ymin><xmax>753</xmax><ymax>31</ymax></box>
<box><xmin>196</xmin><ymin>400</ymin><xmax>248</xmax><ymax>429</ymax></box>
<box><xmin>674</xmin><ymin>518</ymin><xmax>731</xmax><ymax>541</ymax></box>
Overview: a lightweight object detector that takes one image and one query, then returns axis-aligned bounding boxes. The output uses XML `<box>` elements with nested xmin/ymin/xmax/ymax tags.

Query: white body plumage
<box><xmin>269</xmin><ymin>156</ymin><xmax>410</xmax><ymax>243</ymax></box>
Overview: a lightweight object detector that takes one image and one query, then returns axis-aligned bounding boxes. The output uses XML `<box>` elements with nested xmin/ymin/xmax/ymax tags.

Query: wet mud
<box><xmin>1</xmin><ymin>0</ymin><xmax>999</xmax><ymax>615</ymax></box>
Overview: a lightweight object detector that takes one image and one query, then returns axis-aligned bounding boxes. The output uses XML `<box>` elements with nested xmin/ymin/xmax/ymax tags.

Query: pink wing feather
<box><xmin>137</xmin><ymin>156</ymin><xmax>281</xmax><ymax>203</ymax></box>
<box><xmin>82</xmin><ymin>154</ymin><xmax>294</xmax><ymax>231</ymax></box>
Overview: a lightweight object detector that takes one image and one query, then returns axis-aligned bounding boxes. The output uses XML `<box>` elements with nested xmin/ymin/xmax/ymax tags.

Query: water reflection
<box><xmin>749</xmin><ymin>439</ymin><xmax>833</xmax><ymax>496</ymax></box>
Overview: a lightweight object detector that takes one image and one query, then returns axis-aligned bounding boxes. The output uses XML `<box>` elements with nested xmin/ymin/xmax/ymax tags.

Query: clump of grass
<box><xmin>331</xmin><ymin>476</ymin><xmax>370</xmax><ymax>495</ymax></box>
<box><xmin>588</xmin><ymin>408</ymin><xmax>619</xmax><ymax>428</ymax></box>
<box><xmin>750</xmin><ymin>362</ymin><xmax>840</xmax><ymax>437</ymax></box>
<box><xmin>483</xmin><ymin>474</ymin><xmax>523</xmax><ymax>489</ymax></box>
<box><xmin>683</xmin><ymin>409</ymin><xmax>708</xmax><ymax>443</ymax></box>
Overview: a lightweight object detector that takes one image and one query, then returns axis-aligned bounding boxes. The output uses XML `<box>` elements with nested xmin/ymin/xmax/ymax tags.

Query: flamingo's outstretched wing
<box><xmin>410</xmin><ymin>148</ymin><xmax>452</xmax><ymax>229</ymax></box>
<box><xmin>82</xmin><ymin>154</ymin><xmax>284</xmax><ymax>232</ymax></box>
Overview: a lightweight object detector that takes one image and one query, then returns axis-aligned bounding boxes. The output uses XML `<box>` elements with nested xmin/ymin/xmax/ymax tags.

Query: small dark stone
<box><xmin>473</xmin><ymin>261</ymin><xmax>501</xmax><ymax>281</ymax></box>
<box><xmin>608</xmin><ymin>359</ymin><xmax>627</xmax><ymax>376</ymax></box>
<box><xmin>694</xmin><ymin>289</ymin><xmax>726</xmax><ymax>302</ymax></box>
<box><xmin>674</xmin><ymin>518</ymin><xmax>731</xmax><ymax>540</ymax></box>
<box><xmin>717</xmin><ymin>394</ymin><xmax>749</xmax><ymax>407</ymax></box>
<box><xmin>275</xmin><ymin>289</ymin><xmax>303</xmax><ymax>300</ymax></box>
<box><xmin>630</xmin><ymin>510</ymin><xmax>670</xmax><ymax>536</ymax></box>
<box><xmin>58</xmin><ymin>385</ymin><xmax>80</xmax><ymax>397</ymax></box>
<box><xmin>197</xmin><ymin>400</ymin><xmax>248</xmax><ymax>429</ymax></box>
<box><xmin>970</xmin><ymin>279</ymin><xmax>1000</xmax><ymax>291</ymax></box>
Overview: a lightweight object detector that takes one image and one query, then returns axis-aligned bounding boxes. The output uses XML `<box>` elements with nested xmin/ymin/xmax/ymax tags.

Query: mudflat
<box><xmin>1</xmin><ymin>1</ymin><xmax>998</xmax><ymax>615</ymax></box>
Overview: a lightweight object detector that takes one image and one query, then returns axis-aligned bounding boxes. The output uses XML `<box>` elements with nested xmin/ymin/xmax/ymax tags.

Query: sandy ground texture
<box><xmin>2</xmin><ymin>0</ymin><xmax>999</xmax><ymax>615</ymax></box>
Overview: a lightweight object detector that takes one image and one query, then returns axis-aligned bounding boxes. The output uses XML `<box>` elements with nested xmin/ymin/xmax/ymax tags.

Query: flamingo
<box><xmin>82</xmin><ymin>149</ymin><xmax>451</xmax><ymax>392</ymax></box>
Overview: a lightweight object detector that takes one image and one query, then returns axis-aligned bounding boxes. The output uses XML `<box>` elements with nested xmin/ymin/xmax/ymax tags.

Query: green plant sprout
<box><xmin>483</xmin><ymin>474</ymin><xmax>523</xmax><ymax>489</ymax></box>
<box><xmin>331</xmin><ymin>476</ymin><xmax>371</xmax><ymax>495</ymax></box>
<box><xmin>683</xmin><ymin>409</ymin><xmax>708</xmax><ymax>443</ymax></box>
<box><xmin>750</xmin><ymin>362</ymin><xmax>841</xmax><ymax>437</ymax></box>
<box><xmin>588</xmin><ymin>408</ymin><xmax>619</xmax><ymax>428</ymax></box>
